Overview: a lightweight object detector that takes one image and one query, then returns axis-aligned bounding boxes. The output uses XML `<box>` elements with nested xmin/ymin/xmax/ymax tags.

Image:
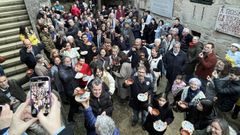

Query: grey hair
<box><xmin>189</xmin><ymin>78</ymin><xmax>202</xmax><ymax>88</ymax></box>
<box><xmin>66</xmin><ymin>36</ymin><xmax>74</xmax><ymax>42</ymax></box>
<box><xmin>154</xmin><ymin>38</ymin><xmax>161</xmax><ymax>43</ymax></box>
<box><xmin>174</xmin><ymin>41</ymin><xmax>181</xmax><ymax>47</ymax></box>
<box><xmin>183</xmin><ymin>28</ymin><xmax>190</xmax><ymax>33</ymax></box>
<box><xmin>95</xmin><ymin>115</ymin><xmax>116</xmax><ymax>135</ymax></box>
<box><xmin>172</xmin><ymin>28</ymin><xmax>179</xmax><ymax>34</ymax></box>
<box><xmin>211</xmin><ymin>118</ymin><xmax>229</xmax><ymax>135</ymax></box>
<box><xmin>90</xmin><ymin>77</ymin><xmax>102</xmax><ymax>90</ymax></box>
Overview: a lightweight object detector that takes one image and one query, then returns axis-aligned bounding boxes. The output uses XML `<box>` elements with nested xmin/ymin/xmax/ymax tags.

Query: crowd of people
<box><xmin>0</xmin><ymin>0</ymin><xmax>240</xmax><ymax>135</ymax></box>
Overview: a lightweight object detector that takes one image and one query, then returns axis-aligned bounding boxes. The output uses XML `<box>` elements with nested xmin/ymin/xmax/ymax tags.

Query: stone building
<box><xmin>132</xmin><ymin>0</ymin><xmax>240</xmax><ymax>57</ymax></box>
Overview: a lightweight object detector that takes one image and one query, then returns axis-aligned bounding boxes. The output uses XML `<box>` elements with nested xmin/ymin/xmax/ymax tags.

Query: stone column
<box><xmin>97</xmin><ymin>0</ymin><xmax>101</xmax><ymax>10</ymax></box>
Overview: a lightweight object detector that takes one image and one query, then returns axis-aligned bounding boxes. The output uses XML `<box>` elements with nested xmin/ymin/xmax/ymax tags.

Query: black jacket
<box><xmin>163</xmin><ymin>50</ymin><xmax>187</xmax><ymax>83</ymax></box>
<box><xmin>20</xmin><ymin>43</ymin><xmax>45</xmax><ymax>69</ymax></box>
<box><xmin>214</xmin><ymin>78</ymin><xmax>240</xmax><ymax>112</ymax></box>
<box><xmin>143</xmin><ymin>98</ymin><xmax>174</xmax><ymax>135</ymax></box>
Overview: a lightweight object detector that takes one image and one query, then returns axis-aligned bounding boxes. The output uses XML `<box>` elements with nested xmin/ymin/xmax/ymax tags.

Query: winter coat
<box><xmin>143</xmin><ymin>99</ymin><xmax>174</xmax><ymax>135</ymax></box>
<box><xmin>214</xmin><ymin>78</ymin><xmax>240</xmax><ymax>112</ymax></box>
<box><xmin>125</xmin><ymin>76</ymin><xmax>154</xmax><ymax>111</ymax></box>
<box><xmin>163</xmin><ymin>50</ymin><xmax>187</xmax><ymax>83</ymax></box>
<box><xmin>195</xmin><ymin>52</ymin><xmax>217</xmax><ymax>79</ymax></box>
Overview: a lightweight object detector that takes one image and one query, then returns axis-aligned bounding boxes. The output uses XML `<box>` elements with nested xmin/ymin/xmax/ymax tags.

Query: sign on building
<box><xmin>150</xmin><ymin>0</ymin><xmax>174</xmax><ymax>18</ymax></box>
<box><xmin>215</xmin><ymin>6</ymin><xmax>240</xmax><ymax>38</ymax></box>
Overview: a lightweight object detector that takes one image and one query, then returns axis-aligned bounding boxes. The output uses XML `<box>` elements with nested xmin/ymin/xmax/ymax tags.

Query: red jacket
<box><xmin>195</xmin><ymin>52</ymin><xmax>217</xmax><ymax>79</ymax></box>
<box><xmin>71</xmin><ymin>6</ymin><xmax>81</xmax><ymax>17</ymax></box>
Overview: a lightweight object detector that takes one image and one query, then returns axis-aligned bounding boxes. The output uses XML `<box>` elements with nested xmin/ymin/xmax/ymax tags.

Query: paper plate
<box><xmin>82</xmin><ymin>76</ymin><xmax>90</xmax><ymax>81</ymax></box>
<box><xmin>80</xmin><ymin>51</ymin><xmax>88</xmax><ymax>55</ymax></box>
<box><xmin>75</xmin><ymin>92</ymin><xmax>90</xmax><ymax>102</ymax></box>
<box><xmin>181</xmin><ymin>120</ymin><xmax>194</xmax><ymax>132</ymax></box>
<box><xmin>137</xmin><ymin>93</ymin><xmax>148</xmax><ymax>102</ymax></box>
<box><xmin>75</xmin><ymin>73</ymin><xmax>83</xmax><ymax>79</ymax></box>
<box><xmin>153</xmin><ymin>119</ymin><xmax>167</xmax><ymax>132</ymax></box>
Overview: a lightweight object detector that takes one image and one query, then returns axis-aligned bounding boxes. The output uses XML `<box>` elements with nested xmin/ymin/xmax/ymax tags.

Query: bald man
<box><xmin>20</xmin><ymin>39</ymin><xmax>45</xmax><ymax>69</ymax></box>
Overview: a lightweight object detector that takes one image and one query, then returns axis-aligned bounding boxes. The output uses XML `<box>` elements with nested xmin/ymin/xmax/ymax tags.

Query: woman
<box><xmin>80</xmin><ymin>34</ymin><xmax>96</xmax><ymax>64</ymax></box>
<box><xmin>147</xmin><ymin>18</ymin><xmax>158</xmax><ymax>44</ymax></box>
<box><xmin>60</xmin><ymin>42</ymin><xmax>80</xmax><ymax>67</ymax></box>
<box><xmin>112</xmin><ymin>54</ymin><xmax>132</xmax><ymax>103</ymax></box>
<box><xmin>177</xmin><ymin>78</ymin><xmax>206</xmax><ymax>120</ymax></box>
<box><xmin>149</xmin><ymin>47</ymin><xmax>163</xmax><ymax>93</ymax></box>
<box><xmin>154</xmin><ymin>20</ymin><xmax>165</xmax><ymax>39</ymax></box>
<box><xmin>92</xmin><ymin>66</ymin><xmax>115</xmax><ymax>95</ymax></box>
<box><xmin>193</xmin><ymin>118</ymin><xmax>231</xmax><ymax>135</ymax></box>
<box><xmin>189</xmin><ymin>98</ymin><xmax>216</xmax><ymax>130</ymax></box>
<box><xmin>50</xmin><ymin>49</ymin><xmax>60</xmax><ymax>64</ymax></box>
<box><xmin>143</xmin><ymin>93</ymin><xmax>174</xmax><ymax>135</ymax></box>
<box><xmin>162</xmin><ymin>34</ymin><xmax>176</xmax><ymax>51</ymax></box>
<box><xmin>19</xmin><ymin>26</ymin><xmax>40</xmax><ymax>46</ymax></box>
<box><xmin>75</xmin><ymin>57</ymin><xmax>92</xmax><ymax>88</ymax></box>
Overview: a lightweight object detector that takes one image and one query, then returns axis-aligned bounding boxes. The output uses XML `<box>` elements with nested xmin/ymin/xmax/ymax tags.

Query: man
<box><xmin>212</xmin><ymin>67</ymin><xmax>240</xmax><ymax>113</ymax></box>
<box><xmin>53</xmin><ymin>1</ymin><xmax>64</xmax><ymax>14</ymax></box>
<box><xmin>39</xmin><ymin>26</ymin><xmax>56</xmax><ymax>59</ymax></box>
<box><xmin>0</xmin><ymin>70</ymin><xmax>32</xmax><ymax>111</ymax></box>
<box><xmin>128</xmin><ymin>38</ymin><xmax>149</xmax><ymax>70</ymax></box>
<box><xmin>195</xmin><ymin>43</ymin><xmax>217</xmax><ymax>93</ymax></box>
<box><xmin>124</xmin><ymin>66</ymin><xmax>154</xmax><ymax>126</ymax></box>
<box><xmin>184</xmin><ymin>36</ymin><xmax>203</xmax><ymax>82</ymax></box>
<box><xmin>58</xmin><ymin>56</ymin><xmax>79</xmax><ymax>122</ymax></box>
<box><xmin>66</xmin><ymin>19</ymin><xmax>79</xmax><ymax>39</ymax></box>
<box><xmin>84</xmin><ymin>78</ymin><xmax>113</xmax><ymax>134</ymax></box>
<box><xmin>93</xmin><ymin>29</ymin><xmax>104</xmax><ymax>49</ymax></box>
<box><xmin>180</xmin><ymin>28</ymin><xmax>193</xmax><ymax>52</ymax></box>
<box><xmin>173</xmin><ymin>17</ymin><xmax>184</xmax><ymax>38</ymax></box>
<box><xmin>20</xmin><ymin>39</ymin><xmax>45</xmax><ymax>69</ymax></box>
<box><xmin>144</xmin><ymin>10</ymin><xmax>152</xmax><ymax>25</ymax></box>
<box><xmin>163</xmin><ymin>41</ymin><xmax>187</xmax><ymax>95</ymax></box>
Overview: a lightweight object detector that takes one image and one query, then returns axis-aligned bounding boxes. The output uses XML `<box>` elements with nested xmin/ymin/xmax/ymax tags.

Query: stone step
<box><xmin>0</xmin><ymin>49</ymin><xmax>20</xmax><ymax>59</ymax></box>
<box><xmin>1</xmin><ymin>57</ymin><xmax>22</xmax><ymax>69</ymax></box>
<box><xmin>0</xmin><ymin>28</ymin><xmax>19</xmax><ymax>38</ymax></box>
<box><xmin>0</xmin><ymin>15</ymin><xmax>29</xmax><ymax>24</ymax></box>
<box><xmin>0</xmin><ymin>0</ymin><xmax>24</xmax><ymax>7</ymax></box>
<box><xmin>0</xmin><ymin>35</ymin><xmax>19</xmax><ymax>45</ymax></box>
<box><xmin>8</xmin><ymin>71</ymin><xmax>26</xmax><ymax>81</ymax></box>
<box><xmin>0</xmin><ymin>41</ymin><xmax>22</xmax><ymax>53</ymax></box>
<box><xmin>0</xmin><ymin>20</ymin><xmax>30</xmax><ymax>31</ymax></box>
<box><xmin>4</xmin><ymin>64</ymin><xmax>28</xmax><ymax>77</ymax></box>
<box><xmin>0</xmin><ymin>10</ymin><xmax>27</xmax><ymax>18</ymax></box>
<box><xmin>0</xmin><ymin>4</ymin><xmax>25</xmax><ymax>12</ymax></box>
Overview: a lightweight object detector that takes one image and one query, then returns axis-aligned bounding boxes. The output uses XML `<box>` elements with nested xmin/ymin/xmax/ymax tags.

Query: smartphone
<box><xmin>30</xmin><ymin>76</ymin><xmax>51</xmax><ymax>117</ymax></box>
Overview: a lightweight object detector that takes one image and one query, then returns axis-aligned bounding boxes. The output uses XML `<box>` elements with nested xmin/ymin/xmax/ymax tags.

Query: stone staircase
<box><xmin>0</xmin><ymin>0</ymin><xmax>30</xmax><ymax>82</ymax></box>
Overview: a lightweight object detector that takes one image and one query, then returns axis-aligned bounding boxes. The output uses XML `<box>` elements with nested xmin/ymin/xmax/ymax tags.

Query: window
<box><xmin>190</xmin><ymin>0</ymin><xmax>213</xmax><ymax>5</ymax></box>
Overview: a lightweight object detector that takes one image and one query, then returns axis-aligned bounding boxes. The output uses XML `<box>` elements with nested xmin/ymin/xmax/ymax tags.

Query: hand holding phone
<box><xmin>30</xmin><ymin>76</ymin><xmax>51</xmax><ymax>117</ymax></box>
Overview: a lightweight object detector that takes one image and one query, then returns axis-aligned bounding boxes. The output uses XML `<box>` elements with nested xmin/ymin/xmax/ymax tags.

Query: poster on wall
<box><xmin>215</xmin><ymin>6</ymin><xmax>240</xmax><ymax>38</ymax></box>
<box><xmin>150</xmin><ymin>0</ymin><xmax>174</xmax><ymax>18</ymax></box>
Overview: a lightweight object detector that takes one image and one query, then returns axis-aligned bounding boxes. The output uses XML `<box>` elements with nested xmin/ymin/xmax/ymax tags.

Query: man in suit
<box><xmin>20</xmin><ymin>39</ymin><xmax>45</xmax><ymax>69</ymax></box>
<box><xmin>93</xmin><ymin>29</ymin><xmax>104</xmax><ymax>49</ymax></box>
<box><xmin>0</xmin><ymin>70</ymin><xmax>33</xmax><ymax>111</ymax></box>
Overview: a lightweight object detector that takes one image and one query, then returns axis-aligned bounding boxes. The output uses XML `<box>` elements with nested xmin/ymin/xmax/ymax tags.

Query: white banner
<box><xmin>150</xmin><ymin>0</ymin><xmax>174</xmax><ymax>18</ymax></box>
<box><xmin>215</xmin><ymin>6</ymin><xmax>240</xmax><ymax>38</ymax></box>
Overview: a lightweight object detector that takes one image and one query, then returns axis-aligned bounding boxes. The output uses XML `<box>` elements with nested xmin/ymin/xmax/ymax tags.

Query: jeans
<box><xmin>132</xmin><ymin>109</ymin><xmax>148</xmax><ymax>125</ymax></box>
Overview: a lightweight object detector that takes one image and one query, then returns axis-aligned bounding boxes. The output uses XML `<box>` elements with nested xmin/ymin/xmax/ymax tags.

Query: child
<box><xmin>171</xmin><ymin>75</ymin><xmax>186</xmax><ymax>97</ymax></box>
<box><xmin>143</xmin><ymin>93</ymin><xmax>174</xmax><ymax>135</ymax></box>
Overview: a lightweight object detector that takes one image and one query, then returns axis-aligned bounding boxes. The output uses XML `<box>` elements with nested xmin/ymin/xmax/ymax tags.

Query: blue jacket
<box><xmin>84</xmin><ymin>107</ymin><xmax>120</xmax><ymax>135</ymax></box>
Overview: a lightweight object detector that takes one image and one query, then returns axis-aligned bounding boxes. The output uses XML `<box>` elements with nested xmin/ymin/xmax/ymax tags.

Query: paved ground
<box><xmin>63</xmin><ymin>76</ymin><xmax>239</xmax><ymax>135</ymax></box>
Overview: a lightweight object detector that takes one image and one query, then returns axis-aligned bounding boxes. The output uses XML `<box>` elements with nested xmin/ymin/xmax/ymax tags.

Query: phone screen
<box><xmin>30</xmin><ymin>76</ymin><xmax>51</xmax><ymax>117</ymax></box>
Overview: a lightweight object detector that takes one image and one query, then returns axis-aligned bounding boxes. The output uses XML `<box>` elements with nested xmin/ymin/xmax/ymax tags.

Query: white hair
<box><xmin>189</xmin><ymin>78</ymin><xmax>202</xmax><ymax>88</ymax></box>
<box><xmin>183</xmin><ymin>28</ymin><xmax>190</xmax><ymax>33</ymax></box>
<box><xmin>95</xmin><ymin>115</ymin><xmax>116</xmax><ymax>135</ymax></box>
<box><xmin>154</xmin><ymin>38</ymin><xmax>161</xmax><ymax>44</ymax></box>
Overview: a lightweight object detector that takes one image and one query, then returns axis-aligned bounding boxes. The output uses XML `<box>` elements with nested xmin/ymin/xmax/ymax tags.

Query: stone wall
<box><xmin>24</xmin><ymin>0</ymin><xmax>51</xmax><ymax>38</ymax></box>
<box><xmin>133</xmin><ymin>0</ymin><xmax>240</xmax><ymax>57</ymax></box>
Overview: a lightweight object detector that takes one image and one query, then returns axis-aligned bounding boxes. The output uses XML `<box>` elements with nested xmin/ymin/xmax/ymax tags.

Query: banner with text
<box><xmin>215</xmin><ymin>6</ymin><xmax>240</xmax><ymax>38</ymax></box>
